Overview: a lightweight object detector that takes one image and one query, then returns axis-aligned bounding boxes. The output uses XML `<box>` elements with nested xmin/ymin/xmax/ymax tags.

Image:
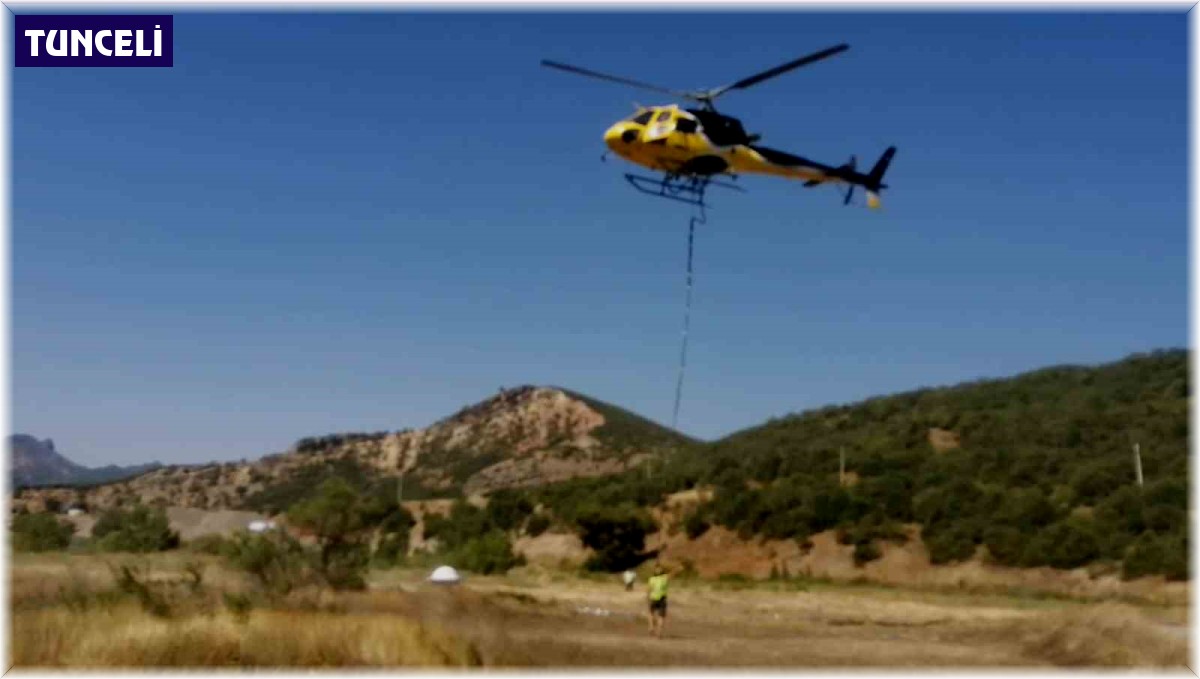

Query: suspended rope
<box><xmin>671</xmin><ymin>201</ymin><xmax>705</xmax><ymax>430</ymax></box>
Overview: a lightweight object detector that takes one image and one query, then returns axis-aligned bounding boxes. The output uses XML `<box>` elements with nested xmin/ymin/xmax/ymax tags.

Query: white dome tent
<box><xmin>428</xmin><ymin>565</ymin><xmax>461</xmax><ymax>585</ymax></box>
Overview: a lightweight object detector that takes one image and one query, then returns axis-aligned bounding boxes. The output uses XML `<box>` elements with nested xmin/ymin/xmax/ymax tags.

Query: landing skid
<box><xmin>624</xmin><ymin>173</ymin><xmax>745</xmax><ymax>208</ymax></box>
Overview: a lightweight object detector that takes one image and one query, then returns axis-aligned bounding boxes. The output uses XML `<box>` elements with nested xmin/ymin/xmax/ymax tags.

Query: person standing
<box><xmin>646</xmin><ymin>564</ymin><xmax>670</xmax><ymax>637</ymax></box>
<box><xmin>623</xmin><ymin>569</ymin><xmax>636</xmax><ymax>591</ymax></box>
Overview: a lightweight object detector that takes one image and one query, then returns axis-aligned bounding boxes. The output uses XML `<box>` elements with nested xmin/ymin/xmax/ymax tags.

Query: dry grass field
<box><xmin>9</xmin><ymin>552</ymin><xmax>1191</xmax><ymax>669</ymax></box>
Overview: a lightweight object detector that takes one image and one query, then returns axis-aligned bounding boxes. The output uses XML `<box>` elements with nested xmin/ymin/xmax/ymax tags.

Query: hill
<box><xmin>9</xmin><ymin>435</ymin><xmax>161</xmax><ymax>488</ymax></box>
<box><xmin>521</xmin><ymin>350</ymin><xmax>1189</xmax><ymax>581</ymax></box>
<box><xmin>12</xmin><ymin>386</ymin><xmax>696</xmax><ymax>515</ymax></box>
<box><xmin>11</xmin><ymin>351</ymin><xmax>1189</xmax><ymax>583</ymax></box>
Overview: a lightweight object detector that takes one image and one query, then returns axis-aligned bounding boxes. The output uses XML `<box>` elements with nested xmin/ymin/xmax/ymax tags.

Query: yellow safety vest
<box><xmin>648</xmin><ymin>574</ymin><xmax>669</xmax><ymax>601</ymax></box>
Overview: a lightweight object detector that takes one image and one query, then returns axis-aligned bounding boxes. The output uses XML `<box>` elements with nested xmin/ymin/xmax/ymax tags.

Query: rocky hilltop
<box><xmin>13</xmin><ymin>386</ymin><xmax>693</xmax><ymax>513</ymax></box>
<box><xmin>10</xmin><ymin>435</ymin><xmax>161</xmax><ymax>488</ymax></box>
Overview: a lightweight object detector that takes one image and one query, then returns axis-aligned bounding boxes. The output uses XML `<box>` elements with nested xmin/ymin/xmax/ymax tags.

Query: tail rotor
<box><xmin>863</xmin><ymin>146</ymin><xmax>896</xmax><ymax>210</ymax></box>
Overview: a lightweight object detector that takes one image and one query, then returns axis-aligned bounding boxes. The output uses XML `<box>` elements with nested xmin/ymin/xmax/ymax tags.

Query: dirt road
<box><xmin>370</xmin><ymin>570</ymin><xmax>1190</xmax><ymax>668</ymax></box>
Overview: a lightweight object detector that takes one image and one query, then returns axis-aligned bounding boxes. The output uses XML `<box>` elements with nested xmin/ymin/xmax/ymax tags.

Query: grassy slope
<box><xmin>556</xmin><ymin>387</ymin><xmax>699</xmax><ymax>451</ymax></box>
<box><xmin>710</xmin><ymin>348</ymin><xmax>1187</xmax><ymax>484</ymax></box>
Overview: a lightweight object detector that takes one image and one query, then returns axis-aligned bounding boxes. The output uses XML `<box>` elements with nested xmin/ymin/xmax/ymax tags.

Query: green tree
<box><xmin>1123</xmin><ymin>530</ymin><xmax>1188</xmax><ymax>581</ymax></box>
<box><xmin>923</xmin><ymin>522</ymin><xmax>979</xmax><ymax>564</ymax></box>
<box><xmin>576</xmin><ymin>505</ymin><xmax>654</xmax><ymax>572</ymax></box>
<box><xmin>93</xmin><ymin>505</ymin><xmax>179</xmax><ymax>552</ymax></box>
<box><xmin>994</xmin><ymin>487</ymin><xmax>1057</xmax><ymax>531</ymax></box>
<box><xmin>982</xmin><ymin>526</ymin><xmax>1026</xmax><ymax>566</ymax></box>
<box><xmin>11</xmin><ymin>512</ymin><xmax>74</xmax><ymax>552</ymax></box>
<box><xmin>485</xmin><ymin>489</ymin><xmax>534</xmax><ymax>532</ymax></box>
<box><xmin>286</xmin><ymin>478</ymin><xmax>373</xmax><ymax>589</ymax></box>
<box><xmin>223</xmin><ymin>531</ymin><xmax>311</xmax><ymax>595</ymax></box>
<box><xmin>447</xmin><ymin>530</ymin><xmax>524</xmax><ymax>575</ymax></box>
<box><xmin>525</xmin><ymin>513</ymin><xmax>551</xmax><ymax>537</ymax></box>
<box><xmin>1022</xmin><ymin>519</ymin><xmax>1101</xmax><ymax>569</ymax></box>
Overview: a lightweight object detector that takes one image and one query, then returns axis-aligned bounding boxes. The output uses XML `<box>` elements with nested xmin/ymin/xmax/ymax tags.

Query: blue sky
<box><xmin>12</xmin><ymin>11</ymin><xmax>1187</xmax><ymax>466</ymax></box>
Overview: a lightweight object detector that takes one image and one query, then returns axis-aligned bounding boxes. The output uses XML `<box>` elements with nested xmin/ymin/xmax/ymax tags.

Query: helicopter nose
<box><xmin>604</xmin><ymin>123</ymin><xmax>639</xmax><ymax>148</ymax></box>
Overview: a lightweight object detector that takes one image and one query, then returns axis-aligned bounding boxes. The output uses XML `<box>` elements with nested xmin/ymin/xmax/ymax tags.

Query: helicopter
<box><xmin>542</xmin><ymin>44</ymin><xmax>896</xmax><ymax>209</ymax></box>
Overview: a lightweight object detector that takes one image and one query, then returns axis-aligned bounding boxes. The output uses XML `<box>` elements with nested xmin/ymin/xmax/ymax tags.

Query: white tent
<box><xmin>428</xmin><ymin>565</ymin><xmax>461</xmax><ymax>585</ymax></box>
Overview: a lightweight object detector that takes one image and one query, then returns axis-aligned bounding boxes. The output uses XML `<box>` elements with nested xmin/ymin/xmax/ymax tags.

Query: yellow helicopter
<box><xmin>542</xmin><ymin>45</ymin><xmax>896</xmax><ymax>209</ymax></box>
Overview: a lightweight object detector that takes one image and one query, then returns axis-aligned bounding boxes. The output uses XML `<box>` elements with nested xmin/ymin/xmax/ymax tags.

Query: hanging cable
<box><xmin>671</xmin><ymin>200</ymin><xmax>705</xmax><ymax>430</ymax></box>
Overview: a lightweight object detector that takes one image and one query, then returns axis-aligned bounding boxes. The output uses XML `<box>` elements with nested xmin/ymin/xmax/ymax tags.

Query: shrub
<box><xmin>320</xmin><ymin>542</ymin><xmax>370</xmax><ymax>590</ymax></box>
<box><xmin>423</xmin><ymin>500</ymin><xmax>491</xmax><ymax>549</ymax></box>
<box><xmin>11</xmin><ymin>512</ymin><xmax>74</xmax><ymax>552</ymax></box>
<box><xmin>446</xmin><ymin>531</ymin><xmax>524</xmax><ymax>575</ymax></box>
<box><xmin>1094</xmin><ymin>485</ymin><xmax>1146</xmax><ymax>535</ymax></box>
<box><xmin>370</xmin><ymin>502</ymin><xmax>415</xmax><ymax>567</ymax></box>
<box><xmin>923</xmin><ymin>522</ymin><xmax>978</xmax><ymax>564</ymax></box>
<box><xmin>982</xmin><ymin>526</ymin><xmax>1026</xmax><ymax>566</ymax></box>
<box><xmin>112</xmin><ymin>565</ymin><xmax>171</xmax><ymax>618</ymax></box>
<box><xmin>839</xmin><ymin>513</ymin><xmax>907</xmax><ymax>548</ymax></box>
<box><xmin>222</xmin><ymin>531</ymin><xmax>311</xmax><ymax>595</ymax></box>
<box><xmin>858</xmin><ymin>473</ymin><xmax>913</xmax><ymax>521</ymax></box>
<box><xmin>525</xmin><ymin>513</ymin><xmax>551</xmax><ymax>537</ymax></box>
<box><xmin>1069</xmin><ymin>461</ymin><xmax>1132</xmax><ymax>505</ymax></box>
<box><xmin>484</xmin><ymin>490</ymin><xmax>533</xmax><ymax>532</ymax></box>
<box><xmin>852</xmin><ymin>541</ymin><xmax>882</xmax><ymax>566</ymax></box>
<box><xmin>288</xmin><ymin>478</ymin><xmax>366</xmax><ymax>545</ymax></box>
<box><xmin>1143</xmin><ymin>506</ymin><xmax>1186</xmax><ymax>533</ymax></box>
<box><xmin>243</xmin><ymin>459</ymin><xmax>370</xmax><ymax>514</ymax></box>
<box><xmin>683</xmin><ymin>510</ymin><xmax>711</xmax><ymax>539</ymax></box>
<box><xmin>1022</xmin><ymin>519</ymin><xmax>1101</xmax><ymax>569</ymax></box>
<box><xmin>1142</xmin><ymin>478</ymin><xmax>1187</xmax><ymax>509</ymax></box>
<box><xmin>223</xmin><ymin>592</ymin><xmax>254</xmax><ymax>623</ymax></box>
<box><xmin>373</xmin><ymin>533</ymin><xmax>410</xmax><ymax>567</ymax></box>
<box><xmin>994</xmin><ymin>487</ymin><xmax>1057</xmax><ymax>531</ymax></box>
<box><xmin>92</xmin><ymin>505</ymin><xmax>179</xmax><ymax>552</ymax></box>
<box><xmin>186</xmin><ymin>533</ymin><xmax>232</xmax><ymax>555</ymax></box>
<box><xmin>576</xmin><ymin>505</ymin><xmax>654</xmax><ymax>572</ymax></box>
<box><xmin>1123</xmin><ymin>530</ymin><xmax>1188</xmax><ymax>581</ymax></box>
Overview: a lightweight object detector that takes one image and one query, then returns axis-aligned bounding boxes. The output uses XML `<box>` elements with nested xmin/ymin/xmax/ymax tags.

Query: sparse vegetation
<box><xmin>293</xmin><ymin>431</ymin><xmax>391</xmax><ymax>455</ymax></box>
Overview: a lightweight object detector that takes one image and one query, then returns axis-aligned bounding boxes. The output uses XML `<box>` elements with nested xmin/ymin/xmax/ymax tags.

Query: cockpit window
<box><xmin>656</xmin><ymin>111</ymin><xmax>671</xmax><ymax>122</ymax></box>
<box><xmin>676</xmin><ymin>118</ymin><xmax>697</xmax><ymax>133</ymax></box>
<box><xmin>629</xmin><ymin>111</ymin><xmax>653</xmax><ymax>125</ymax></box>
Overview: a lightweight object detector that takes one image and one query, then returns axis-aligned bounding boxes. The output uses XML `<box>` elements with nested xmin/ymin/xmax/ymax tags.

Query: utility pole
<box><xmin>396</xmin><ymin>448</ymin><xmax>405</xmax><ymax>506</ymax></box>
<box><xmin>1133</xmin><ymin>442</ymin><xmax>1144</xmax><ymax>488</ymax></box>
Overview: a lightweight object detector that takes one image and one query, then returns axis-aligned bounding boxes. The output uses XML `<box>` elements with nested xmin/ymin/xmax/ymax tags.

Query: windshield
<box><xmin>627</xmin><ymin>110</ymin><xmax>653</xmax><ymax>125</ymax></box>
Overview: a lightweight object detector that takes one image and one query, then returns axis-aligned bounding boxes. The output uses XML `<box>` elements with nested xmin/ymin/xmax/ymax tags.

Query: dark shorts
<box><xmin>649</xmin><ymin>597</ymin><xmax>668</xmax><ymax>616</ymax></box>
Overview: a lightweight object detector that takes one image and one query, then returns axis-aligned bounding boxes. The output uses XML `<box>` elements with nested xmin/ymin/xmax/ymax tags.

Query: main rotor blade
<box><xmin>541</xmin><ymin>59</ymin><xmax>696</xmax><ymax>100</ymax></box>
<box><xmin>705</xmin><ymin>44</ymin><xmax>849</xmax><ymax>100</ymax></box>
